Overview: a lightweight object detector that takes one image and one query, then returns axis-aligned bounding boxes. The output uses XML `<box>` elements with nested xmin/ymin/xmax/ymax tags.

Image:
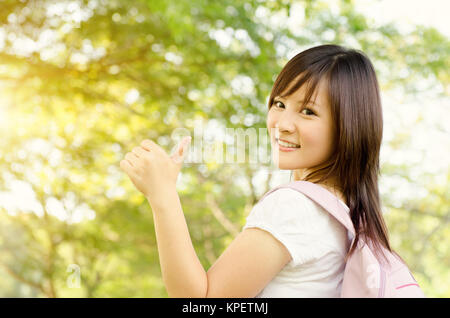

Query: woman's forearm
<box><xmin>147</xmin><ymin>188</ymin><xmax>207</xmax><ymax>298</ymax></box>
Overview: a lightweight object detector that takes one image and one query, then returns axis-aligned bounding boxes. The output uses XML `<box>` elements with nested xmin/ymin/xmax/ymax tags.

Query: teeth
<box><xmin>277</xmin><ymin>139</ymin><xmax>300</xmax><ymax>148</ymax></box>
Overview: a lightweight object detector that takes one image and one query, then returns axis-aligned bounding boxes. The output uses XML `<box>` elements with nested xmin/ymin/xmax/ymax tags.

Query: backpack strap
<box><xmin>259</xmin><ymin>180</ymin><xmax>356</xmax><ymax>237</ymax></box>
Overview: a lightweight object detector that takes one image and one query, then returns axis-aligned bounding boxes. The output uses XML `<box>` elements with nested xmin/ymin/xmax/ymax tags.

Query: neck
<box><xmin>292</xmin><ymin>169</ymin><xmax>347</xmax><ymax>205</ymax></box>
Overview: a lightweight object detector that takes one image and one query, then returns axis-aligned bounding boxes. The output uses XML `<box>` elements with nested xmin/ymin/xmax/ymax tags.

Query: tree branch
<box><xmin>205</xmin><ymin>192</ymin><xmax>240</xmax><ymax>237</ymax></box>
<box><xmin>0</xmin><ymin>261</ymin><xmax>47</xmax><ymax>296</ymax></box>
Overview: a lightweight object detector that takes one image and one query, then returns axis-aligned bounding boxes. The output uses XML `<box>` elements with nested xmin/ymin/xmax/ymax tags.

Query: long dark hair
<box><xmin>269</xmin><ymin>44</ymin><xmax>392</xmax><ymax>262</ymax></box>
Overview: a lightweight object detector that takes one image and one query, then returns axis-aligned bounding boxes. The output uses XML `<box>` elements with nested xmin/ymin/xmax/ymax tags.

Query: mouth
<box><xmin>275</xmin><ymin>138</ymin><xmax>301</xmax><ymax>151</ymax></box>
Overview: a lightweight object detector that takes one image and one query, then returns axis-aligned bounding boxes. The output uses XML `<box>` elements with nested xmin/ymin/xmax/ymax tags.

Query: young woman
<box><xmin>120</xmin><ymin>44</ymin><xmax>392</xmax><ymax>297</ymax></box>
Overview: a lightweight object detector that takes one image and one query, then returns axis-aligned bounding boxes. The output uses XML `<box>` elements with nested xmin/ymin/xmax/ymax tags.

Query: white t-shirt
<box><xmin>242</xmin><ymin>187</ymin><xmax>351</xmax><ymax>298</ymax></box>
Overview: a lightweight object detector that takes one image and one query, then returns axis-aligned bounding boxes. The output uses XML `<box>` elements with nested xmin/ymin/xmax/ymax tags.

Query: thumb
<box><xmin>171</xmin><ymin>136</ymin><xmax>191</xmax><ymax>164</ymax></box>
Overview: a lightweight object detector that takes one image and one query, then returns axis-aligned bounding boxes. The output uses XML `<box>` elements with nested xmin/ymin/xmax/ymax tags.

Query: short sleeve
<box><xmin>243</xmin><ymin>188</ymin><xmax>333</xmax><ymax>267</ymax></box>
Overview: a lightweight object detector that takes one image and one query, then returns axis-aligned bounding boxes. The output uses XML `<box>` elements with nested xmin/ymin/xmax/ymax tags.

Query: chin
<box><xmin>276</xmin><ymin>161</ymin><xmax>302</xmax><ymax>170</ymax></box>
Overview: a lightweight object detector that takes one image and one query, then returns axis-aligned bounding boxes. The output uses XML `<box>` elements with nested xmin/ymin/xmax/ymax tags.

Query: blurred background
<box><xmin>0</xmin><ymin>0</ymin><xmax>448</xmax><ymax>297</ymax></box>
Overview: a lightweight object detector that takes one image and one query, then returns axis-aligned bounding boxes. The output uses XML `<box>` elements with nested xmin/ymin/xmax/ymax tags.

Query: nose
<box><xmin>275</xmin><ymin>111</ymin><xmax>296</xmax><ymax>135</ymax></box>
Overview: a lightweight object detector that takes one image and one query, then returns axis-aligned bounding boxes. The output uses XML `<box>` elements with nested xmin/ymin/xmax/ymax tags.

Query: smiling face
<box><xmin>266</xmin><ymin>76</ymin><xmax>336</xmax><ymax>178</ymax></box>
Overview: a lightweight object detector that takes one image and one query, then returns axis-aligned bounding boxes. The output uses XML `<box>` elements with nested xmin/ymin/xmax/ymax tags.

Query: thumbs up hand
<box><xmin>120</xmin><ymin>136</ymin><xmax>191</xmax><ymax>203</ymax></box>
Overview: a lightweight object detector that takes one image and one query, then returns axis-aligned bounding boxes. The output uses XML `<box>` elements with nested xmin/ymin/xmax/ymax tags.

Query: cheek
<box><xmin>302</xmin><ymin>124</ymin><xmax>332</xmax><ymax>149</ymax></box>
<box><xmin>266</xmin><ymin>111</ymin><xmax>277</xmax><ymax>130</ymax></box>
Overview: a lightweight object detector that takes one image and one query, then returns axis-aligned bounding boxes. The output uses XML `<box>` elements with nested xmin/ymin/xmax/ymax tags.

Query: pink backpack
<box><xmin>259</xmin><ymin>180</ymin><xmax>425</xmax><ymax>298</ymax></box>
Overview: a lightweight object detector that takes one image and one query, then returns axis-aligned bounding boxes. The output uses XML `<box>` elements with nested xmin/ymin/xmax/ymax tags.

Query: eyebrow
<box><xmin>274</xmin><ymin>96</ymin><xmax>320</xmax><ymax>108</ymax></box>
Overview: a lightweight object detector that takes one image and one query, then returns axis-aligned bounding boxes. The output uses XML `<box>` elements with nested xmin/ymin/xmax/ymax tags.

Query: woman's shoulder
<box><xmin>245</xmin><ymin>186</ymin><xmax>347</xmax><ymax>266</ymax></box>
<box><xmin>252</xmin><ymin>186</ymin><xmax>348</xmax><ymax>232</ymax></box>
<box><xmin>249</xmin><ymin>187</ymin><xmax>327</xmax><ymax>224</ymax></box>
<box><xmin>259</xmin><ymin>184</ymin><xmax>349</xmax><ymax>213</ymax></box>
<box><xmin>257</xmin><ymin>187</ymin><xmax>318</xmax><ymax>210</ymax></box>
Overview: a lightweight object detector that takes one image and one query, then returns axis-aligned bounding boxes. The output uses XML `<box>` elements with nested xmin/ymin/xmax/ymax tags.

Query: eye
<box><xmin>272</xmin><ymin>100</ymin><xmax>285</xmax><ymax>109</ymax></box>
<box><xmin>272</xmin><ymin>100</ymin><xmax>316</xmax><ymax>116</ymax></box>
<box><xmin>301</xmin><ymin>108</ymin><xmax>316</xmax><ymax>116</ymax></box>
